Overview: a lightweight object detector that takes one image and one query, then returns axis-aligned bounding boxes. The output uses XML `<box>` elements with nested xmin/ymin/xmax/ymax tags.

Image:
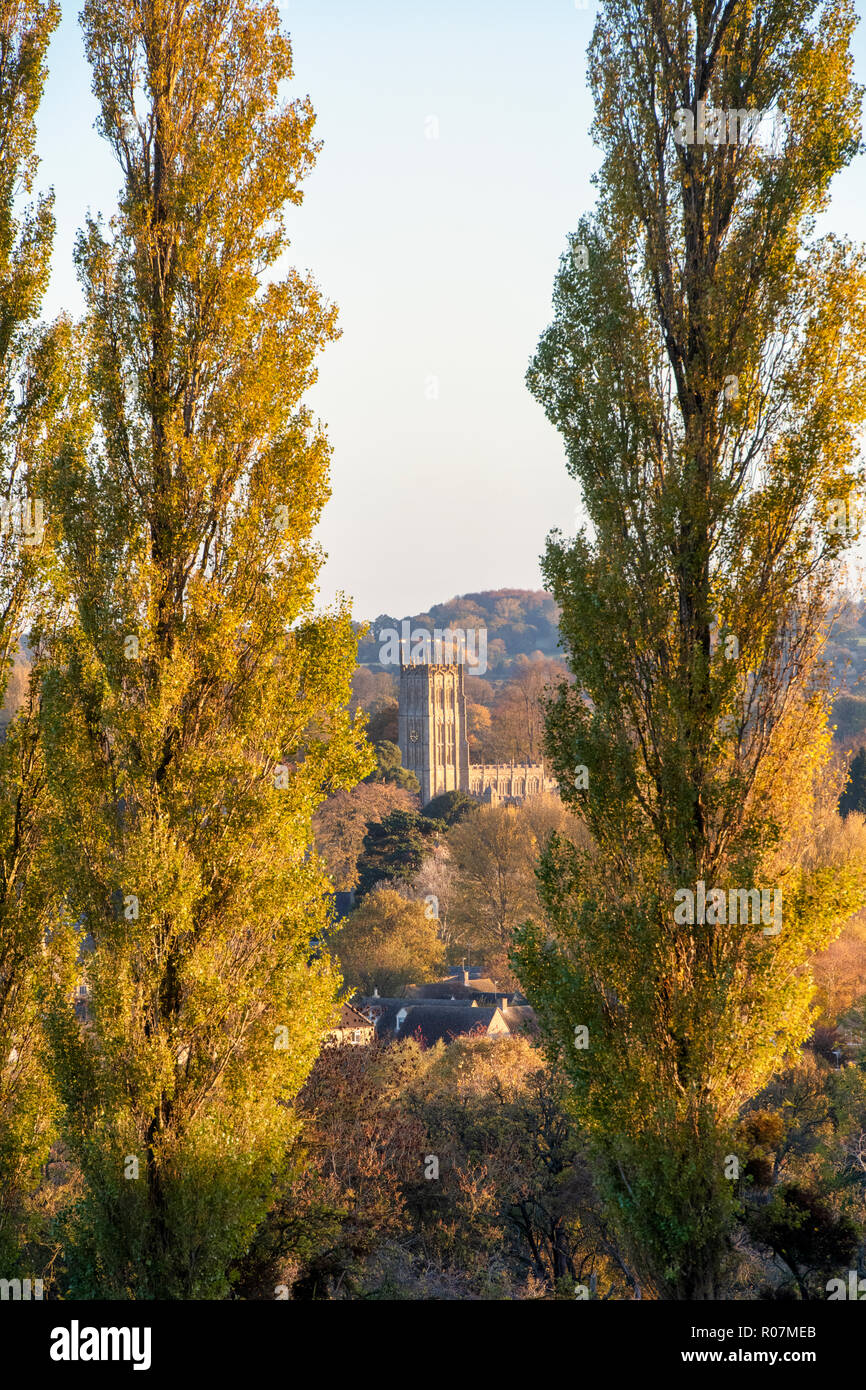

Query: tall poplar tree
<box><xmin>514</xmin><ymin>0</ymin><xmax>866</xmax><ymax>1298</ymax></box>
<box><xmin>43</xmin><ymin>0</ymin><xmax>370</xmax><ymax>1297</ymax></box>
<box><xmin>0</xmin><ymin>0</ymin><xmax>62</xmax><ymax>1274</ymax></box>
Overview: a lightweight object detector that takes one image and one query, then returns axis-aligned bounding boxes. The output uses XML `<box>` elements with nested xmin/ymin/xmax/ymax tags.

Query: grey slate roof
<box><xmin>409</xmin><ymin>981</ymin><xmax>476</xmax><ymax>1000</ymax></box>
<box><xmin>398</xmin><ymin>1005</ymin><xmax>498</xmax><ymax>1045</ymax></box>
<box><xmin>352</xmin><ymin>993</ymin><xmax>537</xmax><ymax>1046</ymax></box>
<box><xmin>500</xmin><ymin>1005</ymin><xmax>538</xmax><ymax>1034</ymax></box>
<box><xmin>353</xmin><ymin>997</ymin><xmax>413</xmax><ymax>1037</ymax></box>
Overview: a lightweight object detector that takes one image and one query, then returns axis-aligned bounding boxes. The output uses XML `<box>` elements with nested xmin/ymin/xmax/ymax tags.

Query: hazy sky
<box><xmin>36</xmin><ymin>1</ymin><xmax>866</xmax><ymax>619</ymax></box>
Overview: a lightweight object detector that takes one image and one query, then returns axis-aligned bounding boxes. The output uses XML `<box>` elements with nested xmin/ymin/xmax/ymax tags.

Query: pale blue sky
<box><xmin>35</xmin><ymin>1</ymin><xmax>866</xmax><ymax>618</ymax></box>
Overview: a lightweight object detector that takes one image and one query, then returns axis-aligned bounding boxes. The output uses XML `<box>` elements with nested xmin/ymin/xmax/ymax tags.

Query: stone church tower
<box><xmin>398</xmin><ymin>660</ymin><xmax>471</xmax><ymax>806</ymax></box>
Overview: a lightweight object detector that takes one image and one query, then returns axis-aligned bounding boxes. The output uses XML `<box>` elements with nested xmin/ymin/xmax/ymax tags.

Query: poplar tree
<box><xmin>0</xmin><ymin>0</ymin><xmax>62</xmax><ymax>1274</ymax></box>
<box><xmin>514</xmin><ymin>0</ymin><xmax>866</xmax><ymax>1298</ymax></box>
<box><xmin>43</xmin><ymin>0</ymin><xmax>370</xmax><ymax>1297</ymax></box>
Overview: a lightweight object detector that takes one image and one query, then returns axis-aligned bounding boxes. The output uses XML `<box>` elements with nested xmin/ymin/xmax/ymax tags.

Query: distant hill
<box><xmin>356</xmin><ymin>589</ymin><xmax>563</xmax><ymax>678</ymax></box>
<box><xmin>356</xmin><ymin>587</ymin><xmax>866</xmax><ymax>747</ymax></box>
<box><xmin>824</xmin><ymin>599</ymin><xmax>866</xmax><ymax>748</ymax></box>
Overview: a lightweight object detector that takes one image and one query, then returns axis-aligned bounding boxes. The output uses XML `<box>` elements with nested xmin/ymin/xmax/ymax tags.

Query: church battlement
<box><xmin>400</xmin><ymin>659</ymin><xmax>467</xmax><ymax>673</ymax></box>
<box><xmin>469</xmin><ymin>761</ymin><xmax>551</xmax><ymax>772</ymax></box>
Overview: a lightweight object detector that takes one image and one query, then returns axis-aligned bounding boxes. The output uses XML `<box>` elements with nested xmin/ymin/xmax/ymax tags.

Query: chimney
<box><xmin>462</xmin><ymin>968</ymin><xmax>469</xmax><ymax>986</ymax></box>
<box><xmin>499</xmin><ymin>996</ymin><xmax>508</xmax><ymax>1011</ymax></box>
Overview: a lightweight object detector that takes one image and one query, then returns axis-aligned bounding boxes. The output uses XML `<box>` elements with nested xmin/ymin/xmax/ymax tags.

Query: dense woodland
<box><xmin>303</xmin><ymin>761</ymin><xmax>866</xmax><ymax>1299</ymax></box>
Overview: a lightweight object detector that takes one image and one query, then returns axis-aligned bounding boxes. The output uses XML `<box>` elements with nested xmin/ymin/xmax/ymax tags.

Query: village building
<box><xmin>407</xmin><ymin>965</ymin><xmax>524</xmax><ymax>1006</ymax></box>
<box><xmin>355</xmin><ymin>991</ymin><xmax>537</xmax><ymax>1046</ymax></box>
<box><xmin>322</xmin><ymin>1001</ymin><xmax>376</xmax><ymax>1048</ymax></box>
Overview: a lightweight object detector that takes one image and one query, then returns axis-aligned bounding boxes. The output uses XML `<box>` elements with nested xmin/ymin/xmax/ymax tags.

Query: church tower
<box><xmin>398</xmin><ymin>660</ymin><xmax>471</xmax><ymax>806</ymax></box>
